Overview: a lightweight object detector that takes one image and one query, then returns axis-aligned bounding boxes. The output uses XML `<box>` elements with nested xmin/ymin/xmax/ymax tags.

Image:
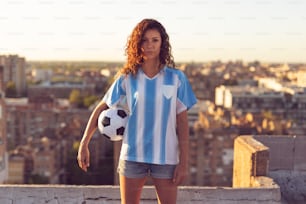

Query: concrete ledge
<box><xmin>251</xmin><ymin>176</ymin><xmax>278</xmax><ymax>187</ymax></box>
<box><xmin>0</xmin><ymin>185</ymin><xmax>281</xmax><ymax>204</ymax></box>
<box><xmin>237</xmin><ymin>135</ymin><xmax>306</xmax><ymax>203</ymax></box>
<box><xmin>233</xmin><ymin>136</ymin><xmax>270</xmax><ymax>187</ymax></box>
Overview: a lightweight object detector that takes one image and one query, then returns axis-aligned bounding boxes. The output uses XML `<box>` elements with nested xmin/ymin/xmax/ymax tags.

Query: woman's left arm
<box><xmin>173</xmin><ymin>110</ymin><xmax>189</xmax><ymax>185</ymax></box>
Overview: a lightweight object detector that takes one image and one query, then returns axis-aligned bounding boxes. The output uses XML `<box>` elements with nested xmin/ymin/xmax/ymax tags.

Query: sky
<box><xmin>1</xmin><ymin>0</ymin><xmax>306</xmax><ymax>63</ymax></box>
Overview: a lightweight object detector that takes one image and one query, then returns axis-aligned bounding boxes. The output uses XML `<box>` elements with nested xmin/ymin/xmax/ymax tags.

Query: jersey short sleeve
<box><xmin>102</xmin><ymin>75</ymin><xmax>126</xmax><ymax>107</ymax></box>
<box><xmin>176</xmin><ymin>71</ymin><xmax>197</xmax><ymax>114</ymax></box>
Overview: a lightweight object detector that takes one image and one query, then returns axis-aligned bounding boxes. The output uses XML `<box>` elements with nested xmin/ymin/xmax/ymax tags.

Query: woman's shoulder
<box><xmin>115</xmin><ymin>71</ymin><xmax>132</xmax><ymax>80</ymax></box>
<box><xmin>164</xmin><ymin>66</ymin><xmax>186</xmax><ymax>77</ymax></box>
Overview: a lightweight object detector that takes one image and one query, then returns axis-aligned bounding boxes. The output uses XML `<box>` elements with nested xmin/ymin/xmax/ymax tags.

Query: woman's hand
<box><xmin>77</xmin><ymin>143</ymin><xmax>90</xmax><ymax>172</ymax></box>
<box><xmin>174</xmin><ymin>110</ymin><xmax>189</xmax><ymax>185</ymax></box>
<box><xmin>77</xmin><ymin>101</ymin><xmax>108</xmax><ymax>172</ymax></box>
<box><xmin>172</xmin><ymin>162</ymin><xmax>188</xmax><ymax>185</ymax></box>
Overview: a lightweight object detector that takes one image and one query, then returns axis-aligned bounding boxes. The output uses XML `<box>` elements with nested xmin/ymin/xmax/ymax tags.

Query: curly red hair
<box><xmin>119</xmin><ymin>18</ymin><xmax>175</xmax><ymax>76</ymax></box>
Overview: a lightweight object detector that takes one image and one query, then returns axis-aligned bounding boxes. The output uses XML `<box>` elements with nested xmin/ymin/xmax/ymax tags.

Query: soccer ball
<box><xmin>97</xmin><ymin>108</ymin><xmax>128</xmax><ymax>141</ymax></box>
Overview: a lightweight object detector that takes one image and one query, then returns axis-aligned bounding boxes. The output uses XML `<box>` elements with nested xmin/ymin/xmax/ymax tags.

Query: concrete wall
<box><xmin>254</xmin><ymin>135</ymin><xmax>306</xmax><ymax>204</ymax></box>
<box><xmin>0</xmin><ymin>135</ymin><xmax>304</xmax><ymax>203</ymax></box>
<box><xmin>0</xmin><ymin>185</ymin><xmax>281</xmax><ymax>204</ymax></box>
<box><xmin>232</xmin><ymin>136</ymin><xmax>270</xmax><ymax>187</ymax></box>
<box><xmin>253</xmin><ymin>135</ymin><xmax>306</xmax><ymax>172</ymax></box>
<box><xmin>234</xmin><ymin>135</ymin><xmax>306</xmax><ymax>204</ymax></box>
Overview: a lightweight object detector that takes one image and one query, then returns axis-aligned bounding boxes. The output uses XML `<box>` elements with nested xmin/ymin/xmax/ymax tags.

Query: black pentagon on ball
<box><xmin>117</xmin><ymin>110</ymin><xmax>127</xmax><ymax>118</ymax></box>
<box><xmin>116</xmin><ymin>127</ymin><xmax>125</xmax><ymax>135</ymax></box>
<box><xmin>102</xmin><ymin>116</ymin><xmax>111</xmax><ymax>127</ymax></box>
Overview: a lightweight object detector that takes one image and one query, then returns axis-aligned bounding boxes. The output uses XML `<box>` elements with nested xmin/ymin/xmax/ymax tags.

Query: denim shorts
<box><xmin>117</xmin><ymin>160</ymin><xmax>176</xmax><ymax>179</ymax></box>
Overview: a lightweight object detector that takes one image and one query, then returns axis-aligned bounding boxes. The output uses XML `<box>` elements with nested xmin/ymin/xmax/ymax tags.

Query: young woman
<box><xmin>77</xmin><ymin>18</ymin><xmax>197</xmax><ymax>204</ymax></box>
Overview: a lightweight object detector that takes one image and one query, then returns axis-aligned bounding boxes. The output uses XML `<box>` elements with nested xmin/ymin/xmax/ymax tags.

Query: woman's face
<box><xmin>141</xmin><ymin>29</ymin><xmax>162</xmax><ymax>61</ymax></box>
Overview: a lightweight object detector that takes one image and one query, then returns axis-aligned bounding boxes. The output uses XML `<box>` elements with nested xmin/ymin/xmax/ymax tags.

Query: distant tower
<box><xmin>0</xmin><ymin>65</ymin><xmax>4</xmax><ymax>91</ymax></box>
<box><xmin>0</xmin><ymin>65</ymin><xmax>8</xmax><ymax>183</ymax></box>
<box><xmin>0</xmin><ymin>54</ymin><xmax>27</xmax><ymax>97</ymax></box>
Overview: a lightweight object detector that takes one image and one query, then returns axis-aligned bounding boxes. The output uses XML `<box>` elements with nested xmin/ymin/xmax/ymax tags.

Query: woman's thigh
<box><xmin>152</xmin><ymin>178</ymin><xmax>178</xmax><ymax>204</ymax></box>
<box><xmin>119</xmin><ymin>175</ymin><xmax>147</xmax><ymax>204</ymax></box>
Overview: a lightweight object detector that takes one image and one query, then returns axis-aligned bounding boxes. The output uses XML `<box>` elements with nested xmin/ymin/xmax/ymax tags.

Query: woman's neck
<box><xmin>141</xmin><ymin>59</ymin><xmax>161</xmax><ymax>78</ymax></box>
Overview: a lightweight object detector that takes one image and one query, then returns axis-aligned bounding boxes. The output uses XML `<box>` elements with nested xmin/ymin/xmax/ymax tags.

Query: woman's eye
<box><xmin>141</xmin><ymin>38</ymin><xmax>159</xmax><ymax>44</ymax></box>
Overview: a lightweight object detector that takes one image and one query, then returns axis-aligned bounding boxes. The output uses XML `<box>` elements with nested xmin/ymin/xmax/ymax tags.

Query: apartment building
<box><xmin>215</xmin><ymin>82</ymin><xmax>306</xmax><ymax>134</ymax></box>
<box><xmin>28</xmin><ymin>82</ymin><xmax>95</xmax><ymax>99</ymax></box>
<box><xmin>188</xmin><ymin>102</ymin><xmax>239</xmax><ymax>187</ymax></box>
<box><xmin>5</xmin><ymin>96</ymin><xmax>116</xmax><ymax>184</ymax></box>
<box><xmin>0</xmin><ymin>54</ymin><xmax>27</xmax><ymax>97</ymax></box>
<box><xmin>7</xmin><ymin>153</ymin><xmax>25</xmax><ymax>184</ymax></box>
<box><xmin>0</xmin><ymin>66</ymin><xmax>8</xmax><ymax>183</ymax></box>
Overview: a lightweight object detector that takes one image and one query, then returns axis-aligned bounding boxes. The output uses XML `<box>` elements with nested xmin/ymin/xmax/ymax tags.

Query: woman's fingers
<box><xmin>77</xmin><ymin>147</ymin><xmax>90</xmax><ymax>172</ymax></box>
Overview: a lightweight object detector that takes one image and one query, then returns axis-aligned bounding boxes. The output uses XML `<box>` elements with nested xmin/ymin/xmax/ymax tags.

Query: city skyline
<box><xmin>1</xmin><ymin>0</ymin><xmax>306</xmax><ymax>63</ymax></box>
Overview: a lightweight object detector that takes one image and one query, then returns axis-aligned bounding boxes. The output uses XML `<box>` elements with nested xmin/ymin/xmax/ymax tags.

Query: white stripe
<box><xmin>124</xmin><ymin>77</ymin><xmax>132</xmax><ymax>115</ymax></box>
<box><xmin>121</xmin><ymin>77</ymin><xmax>131</xmax><ymax>160</ymax></box>
<box><xmin>166</xmin><ymin>75</ymin><xmax>179</xmax><ymax>164</ymax></box>
<box><xmin>137</xmin><ymin>73</ymin><xmax>145</xmax><ymax>161</ymax></box>
<box><xmin>152</xmin><ymin>73</ymin><xmax>164</xmax><ymax>163</ymax></box>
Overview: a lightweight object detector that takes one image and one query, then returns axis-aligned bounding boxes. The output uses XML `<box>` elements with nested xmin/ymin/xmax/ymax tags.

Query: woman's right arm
<box><xmin>77</xmin><ymin>101</ymin><xmax>109</xmax><ymax>172</ymax></box>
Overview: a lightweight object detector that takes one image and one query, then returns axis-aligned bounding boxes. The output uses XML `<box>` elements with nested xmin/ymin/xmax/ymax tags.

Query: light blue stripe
<box><xmin>127</xmin><ymin>75</ymin><xmax>138</xmax><ymax>159</ymax></box>
<box><xmin>177</xmin><ymin>70</ymin><xmax>197</xmax><ymax>110</ymax></box>
<box><xmin>103</xmin><ymin>76</ymin><xmax>125</xmax><ymax>106</ymax></box>
<box><xmin>143</xmin><ymin>78</ymin><xmax>156</xmax><ymax>163</ymax></box>
<box><xmin>164</xmin><ymin>68</ymin><xmax>174</xmax><ymax>85</ymax></box>
<box><xmin>160</xmin><ymin>98</ymin><xmax>170</xmax><ymax>163</ymax></box>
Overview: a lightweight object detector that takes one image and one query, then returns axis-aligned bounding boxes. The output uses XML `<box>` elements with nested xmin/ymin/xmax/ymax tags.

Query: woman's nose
<box><xmin>146</xmin><ymin>40</ymin><xmax>154</xmax><ymax>47</ymax></box>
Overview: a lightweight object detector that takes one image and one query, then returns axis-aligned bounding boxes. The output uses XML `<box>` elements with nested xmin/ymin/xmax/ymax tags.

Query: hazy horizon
<box><xmin>1</xmin><ymin>0</ymin><xmax>306</xmax><ymax>63</ymax></box>
<box><xmin>24</xmin><ymin>59</ymin><xmax>306</xmax><ymax>65</ymax></box>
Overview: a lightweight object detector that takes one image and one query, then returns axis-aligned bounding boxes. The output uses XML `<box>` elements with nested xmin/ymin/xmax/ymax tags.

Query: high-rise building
<box><xmin>0</xmin><ymin>54</ymin><xmax>27</xmax><ymax>97</ymax></box>
<box><xmin>0</xmin><ymin>65</ymin><xmax>8</xmax><ymax>183</ymax></box>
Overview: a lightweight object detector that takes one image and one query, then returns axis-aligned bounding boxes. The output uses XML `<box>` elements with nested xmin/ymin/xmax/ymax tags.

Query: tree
<box><xmin>5</xmin><ymin>81</ymin><xmax>17</xmax><ymax>97</ymax></box>
<box><xmin>83</xmin><ymin>95</ymin><xmax>99</xmax><ymax>108</ymax></box>
<box><xmin>261</xmin><ymin>110</ymin><xmax>276</xmax><ymax>134</ymax></box>
<box><xmin>69</xmin><ymin>89</ymin><xmax>83</xmax><ymax>108</ymax></box>
<box><xmin>28</xmin><ymin>174</ymin><xmax>49</xmax><ymax>184</ymax></box>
